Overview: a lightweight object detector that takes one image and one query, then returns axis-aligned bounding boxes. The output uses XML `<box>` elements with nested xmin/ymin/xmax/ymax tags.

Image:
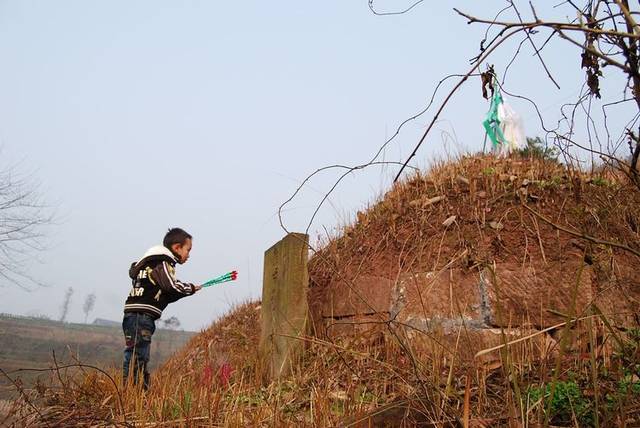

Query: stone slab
<box><xmin>483</xmin><ymin>260</ymin><xmax>594</xmax><ymax>328</ymax></box>
<box><xmin>322</xmin><ymin>313</ymin><xmax>387</xmax><ymax>339</ymax></box>
<box><xmin>259</xmin><ymin>233</ymin><xmax>309</xmax><ymax>380</ymax></box>
<box><xmin>395</xmin><ymin>322</ymin><xmax>556</xmax><ymax>364</ymax></box>
<box><xmin>321</xmin><ymin>275</ymin><xmax>395</xmax><ymax>318</ymax></box>
<box><xmin>394</xmin><ymin>269</ymin><xmax>484</xmax><ymax>326</ymax></box>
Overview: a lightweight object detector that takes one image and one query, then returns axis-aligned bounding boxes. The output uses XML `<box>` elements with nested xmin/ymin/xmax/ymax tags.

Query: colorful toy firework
<box><xmin>202</xmin><ymin>270</ymin><xmax>238</xmax><ymax>288</ymax></box>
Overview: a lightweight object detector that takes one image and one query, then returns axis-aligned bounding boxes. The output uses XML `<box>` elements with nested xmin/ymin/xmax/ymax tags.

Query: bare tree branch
<box><xmin>0</xmin><ymin>158</ymin><xmax>52</xmax><ymax>288</ymax></box>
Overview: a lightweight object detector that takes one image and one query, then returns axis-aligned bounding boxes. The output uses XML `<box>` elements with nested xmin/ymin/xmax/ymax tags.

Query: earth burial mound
<box><xmin>308</xmin><ymin>155</ymin><xmax>640</xmax><ymax>360</ymax></box>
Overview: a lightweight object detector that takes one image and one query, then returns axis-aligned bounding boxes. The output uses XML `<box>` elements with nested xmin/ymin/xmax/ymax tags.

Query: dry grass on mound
<box><xmin>3</xmin><ymin>302</ymin><xmax>438</xmax><ymax>426</ymax></box>
<box><xmin>310</xmin><ymin>154</ymin><xmax>639</xmax><ymax>289</ymax></box>
<box><xmin>8</xmin><ymin>305</ymin><xmax>640</xmax><ymax>426</ymax></box>
<box><xmin>4</xmin><ymin>155</ymin><xmax>640</xmax><ymax>427</ymax></box>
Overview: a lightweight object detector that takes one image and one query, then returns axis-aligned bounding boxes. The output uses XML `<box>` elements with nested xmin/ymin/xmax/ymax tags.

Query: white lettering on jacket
<box><xmin>128</xmin><ymin>287</ymin><xmax>144</xmax><ymax>297</ymax></box>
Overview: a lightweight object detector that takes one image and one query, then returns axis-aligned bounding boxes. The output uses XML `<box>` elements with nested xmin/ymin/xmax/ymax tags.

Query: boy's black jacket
<box><xmin>124</xmin><ymin>245</ymin><xmax>196</xmax><ymax>319</ymax></box>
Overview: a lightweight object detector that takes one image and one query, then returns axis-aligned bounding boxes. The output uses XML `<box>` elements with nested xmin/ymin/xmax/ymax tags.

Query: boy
<box><xmin>122</xmin><ymin>227</ymin><xmax>202</xmax><ymax>389</ymax></box>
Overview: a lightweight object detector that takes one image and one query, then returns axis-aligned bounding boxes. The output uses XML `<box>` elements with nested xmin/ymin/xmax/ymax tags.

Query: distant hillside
<box><xmin>0</xmin><ymin>314</ymin><xmax>195</xmax><ymax>399</ymax></box>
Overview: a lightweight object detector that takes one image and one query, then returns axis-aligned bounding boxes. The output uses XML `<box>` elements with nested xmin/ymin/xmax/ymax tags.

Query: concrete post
<box><xmin>259</xmin><ymin>232</ymin><xmax>309</xmax><ymax>380</ymax></box>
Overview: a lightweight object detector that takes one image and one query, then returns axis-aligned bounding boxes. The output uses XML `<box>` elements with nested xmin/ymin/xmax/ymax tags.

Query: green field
<box><xmin>0</xmin><ymin>314</ymin><xmax>195</xmax><ymax>399</ymax></box>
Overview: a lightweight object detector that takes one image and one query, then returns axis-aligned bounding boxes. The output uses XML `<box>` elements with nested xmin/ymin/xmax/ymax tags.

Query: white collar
<box><xmin>138</xmin><ymin>245</ymin><xmax>177</xmax><ymax>263</ymax></box>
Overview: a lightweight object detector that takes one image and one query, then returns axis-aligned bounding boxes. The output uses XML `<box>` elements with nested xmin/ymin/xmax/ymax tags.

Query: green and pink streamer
<box><xmin>202</xmin><ymin>270</ymin><xmax>238</xmax><ymax>288</ymax></box>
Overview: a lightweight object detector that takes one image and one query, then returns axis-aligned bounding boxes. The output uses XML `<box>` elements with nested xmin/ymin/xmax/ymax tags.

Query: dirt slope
<box><xmin>309</xmin><ymin>155</ymin><xmax>640</xmax><ymax>341</ymax></box>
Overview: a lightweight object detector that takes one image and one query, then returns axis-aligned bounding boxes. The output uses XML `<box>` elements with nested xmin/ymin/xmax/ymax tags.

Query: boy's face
<box><xmin>171</xmin><ymin>238</ymin><xmax>192</xmax><ymax>264</ymax></box>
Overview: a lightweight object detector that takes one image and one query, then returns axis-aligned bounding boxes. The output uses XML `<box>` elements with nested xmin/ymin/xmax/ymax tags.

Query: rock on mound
<box><xmin>308</xmin><ymin>155</ymin><xmax>640</xmax><ymax>356</ymax></box>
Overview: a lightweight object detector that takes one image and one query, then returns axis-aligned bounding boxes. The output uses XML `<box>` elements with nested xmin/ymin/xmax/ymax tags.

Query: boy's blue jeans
<box><xmin>122</xmin><ymin>312</ymin><xmax>156</xmax><ymax>390</ymax></box>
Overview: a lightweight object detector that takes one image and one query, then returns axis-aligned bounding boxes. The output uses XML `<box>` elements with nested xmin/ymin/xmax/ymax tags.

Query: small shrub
<box><xmin>591</xmin><ymin>176</ymin><xmax>611</xmax><ymax>187</ymax></box>
<box><xmin>482</xmin><ymin>167</ymin><xmax>496</xmax><ymax>176</ymax></box>
<box><xmin>528</xmin><ymin>380</ymin><xmax>594</xmax><ymax>426</ymax></box>
<box><xmin>516</xmin><ymin>137</ymin><xmax>560</xmax><ymax>162</ymax></box>
<box><xmin>613</xmin><ymin>328</ymin><xmax>640</xmax><ymax>378</ymax></box>
<box><xmin>617</xmin><ymin>376</ymin><xmax>640</xmax><ymax>396</ymax></box>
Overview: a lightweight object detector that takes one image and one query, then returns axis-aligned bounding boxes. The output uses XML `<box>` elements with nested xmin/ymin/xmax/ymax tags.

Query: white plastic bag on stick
<box><xmin>497</xmin><ymin>100</ymin><xmax>525</xmax><ymax>157</ymax></box>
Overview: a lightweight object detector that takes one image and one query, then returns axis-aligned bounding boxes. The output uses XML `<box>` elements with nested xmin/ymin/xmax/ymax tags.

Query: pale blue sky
<box><xmin>0</xmin><ymin>1</ymin><xmax>632</xmax><ymax>330</ymax></box>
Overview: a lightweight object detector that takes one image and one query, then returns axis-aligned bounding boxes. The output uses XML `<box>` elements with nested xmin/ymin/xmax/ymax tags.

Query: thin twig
<box><xmin>522</xmin><ymin>203</ymin><xmax>640</xmax><ymax>258</ymax></box>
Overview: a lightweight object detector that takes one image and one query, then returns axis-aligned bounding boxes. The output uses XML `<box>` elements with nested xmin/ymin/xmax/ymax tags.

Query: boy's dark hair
<box><xmin>163</xmin><ymin>228</ymin><xmax>192</xmax><ymax>249</ymax></box>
